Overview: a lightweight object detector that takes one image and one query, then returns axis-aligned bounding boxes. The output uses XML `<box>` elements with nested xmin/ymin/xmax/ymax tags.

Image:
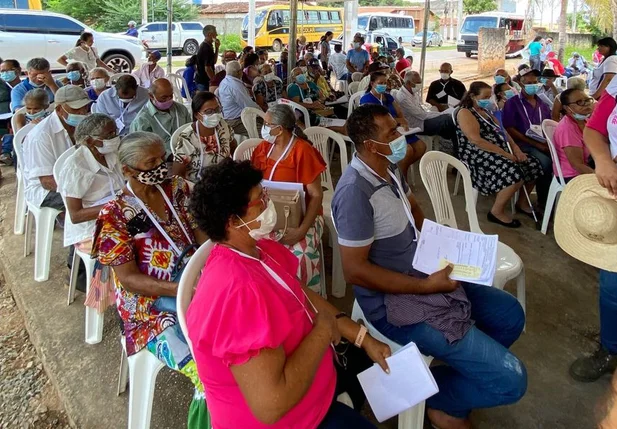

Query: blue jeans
<box><xmin>152</xmin><ymin>296</ymin><xmax>177</xmax><ymax>313</ymax></box>
<box><xmin>372</xmin><ymin>283</ymin><xmax>527</xmax><ymax>418</ymax></box>
<box><xmin>530</xmin><ymin>54</ymin><xmax>541</xmax><ymax>71</ymax></box>
<box><xmin>196</xmin><ymin>83</ymin><xmax>208</xmax><ymax>92</ymax></box>
<box><xmin>317</xmin><ymin>401</ymin><xmax>376</xmax><ymax>429</ymax></box>
<box><xmin>521</xmin><ymin>145</ymin><xmax>552</xmax><ymax>206</ymax></box>
<box><xmin>2</xmin><ymin>133</ymin><xmax>12</xmax><ymax>154</ymax></box>
<box><xmin>599</xmin><ymin>270</ymin><xmax>617</xmax><ymax>354</ymax></box>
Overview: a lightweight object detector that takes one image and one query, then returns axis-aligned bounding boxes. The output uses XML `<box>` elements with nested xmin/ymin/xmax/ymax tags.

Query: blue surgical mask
<box><xmin>375</xmin><ymin>84</ymin><xmax>387</xmax><ymax>94</ymax></box>
<box><xmin>295</xmin><ymin>74</ymin><xmax>307</xmax><ymax>84</ymax></box>
<box><xmin>524</xmin><ymin>84</ymin><xmax>540</xmax><ymax>95</ymax></box>
<box><xmin>494</xmin><ymin>75</ymin><xmax>506</xmax><ymax>84</ymax></box>
<box><xmin>1</xmin><ymin>70</ymin><xmax>16</xmax><ymax>82</ymax></box>
<box><xmin>25</xmin><ymin>110</ymin><xmax>49</xmax><ymax>121</ymax></box>
<box><xmin>62</xmin><ymin>106</ymin><xmax>87</xmax><ymax>127</ymax></box>
<box><xmin>540</xmin><ymin>77</ymin><xmax>548</xmax><ymax>85</ymax></box>
<box><xmin>504</xmin><ymin>89</ymin><xmax>515</xmax><ymax>99</ymax></box>
<box><xmin>67</xmin><ymin>71</ymin><xmax>81</xmax><ymax>82</ymax></box>
<box><xmin>477</xmin><ymin>99</ymin><xmax>494</xmax><ymax>110</ymax></box>
<box><xmin>572</xmin><ymin>112</ymin><xmax>590</xmax><ymax>121</ymax></box>
<box><xmin>374</xmin><ymin>135</ymin><xmax>407</xmax><ymax>164</ymax></box>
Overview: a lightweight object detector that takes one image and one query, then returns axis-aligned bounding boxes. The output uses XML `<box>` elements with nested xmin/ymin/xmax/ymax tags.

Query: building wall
<box><xmin>538</xmin><ymin>31</ymin><xmax>594</xmax><ymax>48</ymax></box>
<box><xmin>478</xmin><ymin>28</ymin><xmax>506</xmax><ymax>74</ymax></box>
<box><xmin>198</xmin><ymin>14</ymin><xmax>244</xmax><ymax>35</ymax></box>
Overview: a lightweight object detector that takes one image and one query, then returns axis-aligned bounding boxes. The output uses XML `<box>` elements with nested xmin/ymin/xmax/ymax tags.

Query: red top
<box><xmin>395</xmin><ymin>58</ymin><xmax>411</xmax><ymax>76</ymax></box>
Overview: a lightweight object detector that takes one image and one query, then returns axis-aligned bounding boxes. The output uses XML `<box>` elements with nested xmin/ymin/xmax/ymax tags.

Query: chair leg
<box><xmin>14</xmin><ymin>176</ymin><xmax>26</xmax><ymax>235</ymax></box>
<box><xmin>398</xmin><ymin>400</ymin><xmax>427</xmax><ymax>429</ymax></box>
<box><xmin>541</xmin><ymin>182</ymin><xmax>561</xmax><ymax>235</ymax></box>
<box><xmin>24</xmin><ymin>211</ymin><xmax>33</xmax><ymax>258</ymax></box>
<box><xmin>33</xmin><ymin>210</ymin><xmax>58</xmax><ymax>282</ymax></box>
<box><xmin>84</xmin><ymin>259</ymin><xmax>104</xmax><ymax>345</ymax></box>
<box><xmin>127</xmin><ymin>352</ymin><xmax>164</xmax><ymax>429</ymax></box>
<box><xmin>117</xmin><ymin>348</ymin><xmax>129</xmax><ymax>396</ymax></box>
<box><xmin>67</xmin><ymin>250</ymin><xmax>79</xmax><ymax>305</ymax></box>
<box><xmin>319</xmin><ymin>241</ymin><xmax>327</xmax><ymax>299</ymax></box>
<box><xmin>516</xmin><ymin>269</ymin><xmax>526</xmax><ymax>332</ymax></box>
<box><xmin>325</xmin><ymin>216</ymin><xmax>346</xmax><ymax>298</ymax></box>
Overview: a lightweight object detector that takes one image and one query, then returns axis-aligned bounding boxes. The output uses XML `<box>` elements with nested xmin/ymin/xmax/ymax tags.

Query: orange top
<box><xmin>251</xmin><ymin>137</ymin><xmax>326</xmax><ymax>185</ymax></box>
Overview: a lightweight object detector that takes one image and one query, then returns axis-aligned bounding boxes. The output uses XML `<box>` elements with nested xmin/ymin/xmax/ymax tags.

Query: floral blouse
<box><xmin>92</xmin><ymin>177</ymin><xmax>197</xmax><ymax>355</ymax></box>
<box><xmin>253</xmin><ymin>79</ymin><xmax>284</xmax><ymax>104</ymax></box>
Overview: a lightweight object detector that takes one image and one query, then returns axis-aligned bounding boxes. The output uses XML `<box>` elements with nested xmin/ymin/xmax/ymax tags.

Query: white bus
<box><xmin>356</xmin><ymin>13</ymin><xmax>415</xmax><ymax>44</ymax></box>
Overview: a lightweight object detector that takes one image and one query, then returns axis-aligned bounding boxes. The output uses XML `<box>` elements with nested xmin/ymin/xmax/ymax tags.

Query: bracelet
<box><xmin>354</xmin><ymin>325</ymin><xmax>368</xmax><ymax>348</ymax></box>
<box><xmin>335</xmin><ymin>312</ymin><xmax>348</xmax><ymax>319</ymax></box>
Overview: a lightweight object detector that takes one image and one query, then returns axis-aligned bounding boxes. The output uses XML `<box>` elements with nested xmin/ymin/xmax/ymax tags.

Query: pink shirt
<box><xmin>187</xmin><ymin>239</ymin><xmax>336</xmax><ymax>429</ymax></box>
<box><xmin>586</xmin><ymin>91</ymin><xmax>616</xmax><ymax>137</ymax></box>
<box><xmin>552</xmin><ymin>115</ymin><xmax>590</xmax><ymax>178</ymax></box>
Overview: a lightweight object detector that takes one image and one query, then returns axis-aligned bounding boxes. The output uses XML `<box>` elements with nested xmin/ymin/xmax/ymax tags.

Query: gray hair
<box><xmin>74</xmin><ymin>114</ymin><xmax>115</xmax><ymax>146</ymax></box>
<box><xmin>118</xmin><ymin>132</ymin><xmax>164</xmax><ymax>167</ymax></box>
<box><xmin>267</xmin><ymin>104</ymin><xmax>308</xmax><ymax>140</ymax></box>
<box><xmin>23</xmin><ymin>88</ymin><xmax>49</xmax><ymax>108</ymax></box>
<box><xmin>226</xmin><ymin>60</ymin><xmax>242</xmax><ymax>75</ymax></box>
<box><xmin>404</xmin><ymin>70</ymin><xmax>421</xmax><ymax>84</ymax></box>
<box><xmin>89</xmin><ymin>67</ymin><xmax>109</xmax><ymax>78</ymax></box>
<box><xmin>26</xmin><ymin>57</ymin><xmax>50</xmax><ymax>71</ymax></box>
<box><xmin>567</xmin><ymin>77</ymin><xmax>586</xmax><ymax>91</ymax></box>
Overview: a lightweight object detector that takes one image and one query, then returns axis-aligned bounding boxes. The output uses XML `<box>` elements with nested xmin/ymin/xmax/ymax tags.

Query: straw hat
<box><xmin>555</xmin><ymin>174</ymin><xmax>617</xmax><ymax>271</ymax></box>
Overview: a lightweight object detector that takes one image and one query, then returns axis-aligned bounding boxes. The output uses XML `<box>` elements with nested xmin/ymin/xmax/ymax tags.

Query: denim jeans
<box><xmin>196</xmin><ymin>83</ymin><xmax>208</xmax><ymax>92</ymax></box>
<box><xmin>530</xmin><ymin>54</ymin><xmax>541</xmax><ymax>71</ymax></box>
<box><xmin>2</xmin><ymin>133</ymin><xmax>12</xmax><ymax>154</ymax></box>
<box><xmin>599</xmin><ymin>270</ymin><xmax>617</xmax><ymax>354</ymax></box>
<box><xmin>372</xmin><ymin>283</ymin><xmax>527</xmax><ymax>418</ymax></box>
<box><xmin>317</xmin><ymin>401</ymin><xmax>376</xmax><ymax>429</ymax></box>
<box><xmin>521</xmin><ymin>145</ymin><xmax>553</xmax><ymax>207</ymax></box>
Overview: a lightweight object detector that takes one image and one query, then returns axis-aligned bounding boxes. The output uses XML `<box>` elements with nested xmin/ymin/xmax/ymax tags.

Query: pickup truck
<box><xmin>136</xmin><ymin>21</ymin><xmax>204</xmax><ymax>55</ymax></box>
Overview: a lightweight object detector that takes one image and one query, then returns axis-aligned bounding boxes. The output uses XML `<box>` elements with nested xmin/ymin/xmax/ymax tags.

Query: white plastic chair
<box><xmin>241</xmin><ymin>107</ymin><xmax>267</xmax><ymax>139</ymax></box>
<box><xmin>52</xmin><ymin>148</ymin><xmax>104</xmax><ymax>344</ymax></box>
<box><xmin>12</xmin><ymin>123</ymin><xmax>33</xmax><ymax>235</ymax></box>
<box><xmin>174</xmin><ymin>68</ymin><xmax>193</xmax><ymax>103</ymax></box>
<box><xmin>391</xmin><ymin>88</ymin><xmax>400</xmax><ymax>98</ymax></box>
<box><xmin>305</xmin><ymin>127</ymin><xmax>349</xmax><ymax>298</ymax></box>
<box><xmin>351</xmin><ymin>72</ymin><xmax>363</xmax><ymax>82</ymax></box>
<box><xmin>277</xmin><ymin>98</ymin><xmax>310</xmax><ymax>127</ymax></box>
<box><xmin>419</xmin><ymin>151</ymin><xmax>526</xmax><ymax>315</ymax></box>
<box><xmin>347</xmin><ymin>91</ymin><xmax>363</xmax><ymax>118</ymax></box>
<box><xmin>169</xmin><ymin>123</ymin><xmax>192</xmax><ymax>157</ymax></box>
<box><xmin>233</xmin><ymin>138</ymin><xmax>262</xmax><ymax>161</ymax></box>
<box><xmin>11</xmin><ymin>106</ymin><xmax>26</xmax><ymax>133</ymax></box>
<box><xmin>167</xmin><ymin>73</ymin><xmax>190</xmax><ymax>104</ymax></box>
<box><xmin>334</xmin><ymin>79</ymin><xmax>348</xmax><ymax>94</ymax></box>
<box><xmin>541</xmin><ymin>119</ymin><xmax>565</xmax><ymax>235</ymax></box>
<box><xmin>352</xmin><ymin>300</ymin><xmax>433</xmax><ymax>429</ymax></box>
<box><xmin>347</xmin><ymin>81</ymin><xmax>360</xmax><ymax>95</ymax></box>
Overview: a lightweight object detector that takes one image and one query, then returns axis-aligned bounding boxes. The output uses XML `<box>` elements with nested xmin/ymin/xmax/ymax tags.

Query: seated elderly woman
<box><xmin>551</xmin><ymin>76</ymin><xmax>586</xmax><ymax>121</ymax></box>
<box><xmin>186</xmin><ymin>158</ymin><xmax>391</xmax><ymax>429</ymax></box>
<box><xmin>86</xmin><ymin>67</ymin><xmax>110</xmax><ymax>101</ymax></box>
<box><xmin>61</xmin><ymin>61</ymin><xmax>88</xmax><ymax>88</ymax></box>
<box><xmin>552</xmin><ymin>89</ymin><xmax>595</xmax><ymax>182</ymax></box>
<box><xmin>172</xmin><ymin>91</ymin><xmax>236</xmax><ymax>183</ymax></box>
<box><xmin>251</xmin><ymin>104</ymin><xmax>326</xmax><ymax>292</ymax></box>
<box><xmin>455</xmin><ymin>81</ymin><xmax>544</xmax><ymax>228</ymax></box>
<box><xmin>13</xmin><ymin>88</ymin><xmax>51</xmax><ymax>132</ymax></box>
<box><xmin>92</xmin><ymin>131</ymin><xmax>209</xmax><ymax>427</ymax></box>
<box><xmin>287</xmin><ymin>67</ymin><xmax>334</xmax><ymax>126</ymax></box>
<box><xmin>253</xmin><ymin>62</ymin><xmax>285</xmax><ymax>111</ymax></box>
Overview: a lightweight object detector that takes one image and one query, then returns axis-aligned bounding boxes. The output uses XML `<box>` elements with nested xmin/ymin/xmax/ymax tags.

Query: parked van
<box><xmin>136</xmin><ymin>21</ymin><xmax>204</xmax><ymax>55</ymax></box>
<box><xmin>457</xmin><ymin>12</ymin><xmax>525</xmax><ymax>57</ymax></box>
<box><xmin>0</xmin><ymin>9</ymin><xmax>146</xmax><ymax>72</ymax></box>
<box><xmin>356</xmin><ymin>13</ymin><xmax>416</xmax><ymax>44</ymax></box>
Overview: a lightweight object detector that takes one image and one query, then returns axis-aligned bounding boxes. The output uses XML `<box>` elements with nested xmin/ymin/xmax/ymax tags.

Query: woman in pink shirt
<box><xmin>552</xmin><ymin>89</ymin><xmax>595</xmax><ymax>182</ymax></box>
<box><xmin>186</xmin><ymin>159</ymin><xmax>391</xmax><ymax>429</ymax></box>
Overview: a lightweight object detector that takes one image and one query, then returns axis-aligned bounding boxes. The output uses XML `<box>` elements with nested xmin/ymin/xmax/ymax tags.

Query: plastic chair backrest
<box><xmin>419</xmin><ymin>151</ymin><xmax>482</xmax><ymax>233</ymax></box>
<box><xmin>166</xmin><ymin>73</ymin><xmax>186</xmax><ymax>103</ymax></box>
<box><xmin>541</xmin><ymin>119</ymin><xmax>566</xmax><ymax>186</ymax></box>
<box><xmin>12</xmin><ymin>123</ymin><xmax>35</xmax><ymax>169</ymax></box>
<box><xmin>277</xmin><ymin>98</ymin><xmax>310</xmax><ymax>127</ymax></box>
<box><xmin>347</xmin><ymin>91</ymin><xmax>364</xmax><ymax>118</ymax></box>
<box><xmin>177</xmin><ymin>240</ymin><xmax>215</xmax><ymax>354</ymax></box>
<box><xmin>351</xmin><ymin>72</ymin><xmax>363</xmax><ymax>82</ymax></box>
<box><xmin>52</xmin><ymin>146</ymin><xmax>76</xmax><ymax>186</ymax></box>
<box><xmin>169</xmin><ymin>122</ymin><xmax>193</xmax><ymax>156</ymax></box>
<box><xmin>241</xmin><ymin>107</ymin><xmax>267</xmax><ymax>139</ymax></box>
<box><xmin>348</xmin><ymin>81</ymin><xmax>360</xmax><ymax>95</ymax></box>
<box><xmin>233</xmin><ymin>138</ymin><xmax>262</xmax><ymax>161</ymax></box>
<box><xmin>391</xmin><ymin>88</ymin><xmax>400</xmax><ymax>99</ymax></box>
<box><xmin>304</xmin><ymin>126</ymin><xmax>348</xmax><ymax>192</ymax></box>
<box><xmin>11</xmin><ymin>106</ymin><xmax>26</xmax><ymax>132</ymax></box>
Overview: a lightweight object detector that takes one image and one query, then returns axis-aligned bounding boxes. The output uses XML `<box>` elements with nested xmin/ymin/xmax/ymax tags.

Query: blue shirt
<box><xmin>126</xmin><ymin>28</ymin><xmax>138</xmax><ymax>37</ymax></box>
<box><xmin>346</xmin><ymin>49</ymin><xmax>369</xmax><ymax>72</ymax></box>
<box><xmin>11</xmin><ymin>78</ymin><xmax>62</xmax><ymax>112</ymax></box>
<box><xmin>529</xmin><ymin>41</ymin><xmax>542</xmax><ymax>56</ymax></box>
<box><xmin>181</xmin><ymin>67</ymin><xmax>197</xmax><ymax>99</ymax></box>
<box><xmin>360</xmin><ymin>92</ymin><xmax>397</xmax><ymax>117</ymax></box>
<box><xmin>86</xmin><ymin>87</ymin><xmax>98</xmax><ymax>101</ymax></box>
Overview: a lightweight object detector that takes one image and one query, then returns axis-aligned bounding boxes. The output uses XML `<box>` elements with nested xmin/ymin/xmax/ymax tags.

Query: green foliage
<box><xmin>565</xmin><ymin>45</ymin><xmax>595</xmax><ymax>60</ymax></box>
<box><xmin>46</xmin><ymin>0</ymin><xmax>198</xmax><ymax>32</ymax></box>
<box><xmin>567</xmin><ymin>12</ymin><xmax>609</xmax><ymax>38</ymax></box>
<box><xmin>219</xmin><ymin>34</ymin><xmax>242</xmax><ymax>53</ymax></box>
<box><xmin>463</xmin><ymin>0</ymin><xmax>497</xmax><ymax>14</ymax></box>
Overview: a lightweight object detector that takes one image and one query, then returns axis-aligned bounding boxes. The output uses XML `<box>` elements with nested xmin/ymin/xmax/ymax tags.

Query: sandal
<box><xmin>487</xmin><ymin>212</ymin><xmax>521</xmax><ymax>228</ymax></box>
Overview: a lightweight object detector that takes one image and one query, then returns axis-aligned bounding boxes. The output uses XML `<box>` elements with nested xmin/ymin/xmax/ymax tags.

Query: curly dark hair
<box><xmin>190</xmin><ymin>158</ymin><xmax>263</xmax><ymax>241</ymax></box>
<box><xmin>346</xmin><ymin>104</ymin><xmax>391</xmax><ymax>151</ymax></box>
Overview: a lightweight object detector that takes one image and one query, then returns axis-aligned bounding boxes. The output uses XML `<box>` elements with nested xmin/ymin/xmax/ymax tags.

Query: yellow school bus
<box><xmin>241</xmin><ymin>4</ymin><xmax>344</xmax><ymax>51</ymax></box>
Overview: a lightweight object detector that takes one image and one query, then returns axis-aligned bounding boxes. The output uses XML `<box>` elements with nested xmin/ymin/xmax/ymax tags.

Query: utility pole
<box><xmin>456</xmin><ymin>0</ymin><xmax>463</xmax><ymax>41</ymax></box>
<box><xmin>572</xmin><ymin>0</ymin><xmax>577</xmax><ymax>32</ymax></box>
<box><xmin>288</xmin><ymin>0</ymin><xmax>298</xmax><ymax>86</ymax></box>
<box><xmin>449</xmin><ymin>1</ymin><xmax>454</xmax><ymax>40</ymax></box>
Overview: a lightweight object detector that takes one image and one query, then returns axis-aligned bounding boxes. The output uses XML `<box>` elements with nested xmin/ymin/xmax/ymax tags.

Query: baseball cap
<box><xmin>541</xmin><ymin>68</ymin><xmax>560</xmax><ymax>78</ymax></box>
<box><xmin>150</xmin><ymin>50</ymin><xmax>162</xmax><ymax>60</ymax></box>
<box><xmin>54</xmin><ymin>85</ymin><xmax>91</xmax><ymax>109</ymax></box>
<box><xmin>518</xmin><ymin>66</ymin><xmax>540</xmax><ymax>77</ymax></box>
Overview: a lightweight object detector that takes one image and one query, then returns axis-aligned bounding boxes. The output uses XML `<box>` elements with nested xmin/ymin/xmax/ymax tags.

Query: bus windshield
<box><xmin>460</xmin><ymin>16</ymin><xmax>498</xmax><ymax>34</ymax></box>
<box><xmin>357</xmin><ymin>16</ymin><xmax>368</xmax><ymax>30</ymax></box>
<box><xmin>242</xmin><ymin>10</ymin><xmax>268</xmax><ymax>30</ymax></box>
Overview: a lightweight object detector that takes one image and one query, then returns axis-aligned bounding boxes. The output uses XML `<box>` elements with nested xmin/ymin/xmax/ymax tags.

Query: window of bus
<box><xmin>268</xmin><ymin>10</ymin><xmax>289</xmax><ymax>29</ymax></box>
<box><xmin>319</xmin><ymin>11</ymin><xmax>329</xmax><ymax>22</ymax></box>
<box><xmin>242</xmin><ymin>10</ymin><xmax>268</xmax><ymax>31</ymax></box>
<box><xmin>307</xmin><ymin>11</ymin><xmax>319</xmax><ymax>24</ymax></box>
<box><xmin>331</xmin><ymin>11</ymin><xmax>341</xmax><ymax>23</ymax></box>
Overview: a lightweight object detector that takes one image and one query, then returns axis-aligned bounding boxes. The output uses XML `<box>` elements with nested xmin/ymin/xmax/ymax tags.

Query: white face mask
<box><xmin>440</xmin><ymin>72</ymin><xmax>451</xmax><ymax>80</ymax></box>
<box><xmin>202</xmin><ymin>113</ymin><xmax>222</xmax><ymax>128</ymax></box>
<box><xmin>261</xmin><ymin>124</ymin><xmax>280</xmax><ymax>143</ymax></box>
<box><xmin>119</xmin><ymin>97</ymin><xmax>134</xmax><ymax>104</ymax></box>
<box><xmin>96</xmin><ymin>136</ymin><xmax>121</xmax><ymax>154</ymax></box>
<box><xmin>410</xmin><ymin>83</ymin><xmax>421</xmax><ymax>94</ymax></box>
<box><xmin>264</xmin><ymin>72</ymin><xmax>275</xmax><ymax>82</ymax></box>
<box><xmin>91</xmin><ymin>78</ymin><xmax>107</xmax><ymax>90</ymax></box>
<box><xmin>236</xmin><ymin>200</ymin><xmax>277</xmax><ymax>240</ymax></box>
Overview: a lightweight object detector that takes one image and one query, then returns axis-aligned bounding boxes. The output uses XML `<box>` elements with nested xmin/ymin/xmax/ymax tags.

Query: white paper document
<box><xmin>326</xmin><ymin>95</ymin><xmax>349</xmax><ymax>105</ymax></box>
<box><xmin>357</xmin><ymin>342</ymin><xmax>438</xmax><ymax>422</ymax></box>
<box><xmin>319</xmin><ymin>117</ymin><xmax>346</xmax><ymax>127</ymax></box>
<box><xmin>261</xmin><ymin>179</ymin><xmax>306</xmax><ymax>214</ymax></box>
<box><xmin>447</xmin><ymin>95</ymin><xmax>460</xmax><ymax>107</ymax></box>
<box><xmin>412</xmin><ymin>219</ymin><xmax>498</xmax><ymax>286</ymax></box>
<box><xmin>397</xmin><ymin>126</ymin><xmax>423</xmax><ymax>137</ymax></box>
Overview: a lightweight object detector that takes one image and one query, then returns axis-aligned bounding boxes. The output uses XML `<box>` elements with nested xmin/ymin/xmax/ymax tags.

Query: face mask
<box><xmin>152</xmin><ymin>98</ymin><xmax>174</xmax><ymax>110</ymax></box>
<box><xmin>28</xmin><ymin>79</ymin><xmax>43</xmax><ymax>88</ymax></box>
<box><xmin>25</xmin><ymin>110</ymin><xmax>48</xmax><ymax>121</ymax></box>
<box><xmin>147</xmin><ymin>61</ymin><xmax>154</xmax><ymax>66</ymax></box>
<box><xmin>494</xmin><ymin>75</ymin><xmax>506</xmax><ymax>84</ymax></box>
<box><xmin>375</xmin><ymin>84</ymin><xmax>388</xmax><ymax>94</ymax></box>
<box><xmin>572</xmin><ymin>112</ymin><xmax>591</xmax><ymax>121</ymax></box>
<box><xmin>524</xmin><ymin>84</ymin><xmax>541</xmax><ymax>95</ymax></box>
<box><xmin>134</xmin><ymin>161</ymin><xmax>168</xmax><ymax>186</ymax></box>
<box><xmin>264</xmin><ymin>72</ymin><xmax>275</xmax><ymax>82</ymax></box>
<box><xmin>96</xmin><ymin>136</ymin><xmax>121</xmax><ymax>154</ymax></box>
<box><xmin>411</xmin><ymin>85</ymin><xmax>421</xmax><ymax>94</ymax></box>
<box><xmin>67</xmin><ymin>71</ymin><xmax>81</xmax><ymax>82</ymax></box>
<box><xmin>236</xmin><ymin>199</ymin><xmax>277</xmax><ymax>240</ymax></box>
<box><xmin>119</xmin><ymin>97</ymin><xmax>134</xmax><ymax>104</ymax></box>
<box><xmin>372</xmin><ymin>135</ymin><xmax>407</xmax><ymax>164</ymax></box>
<box><xmin>295</xmin><ymin>74</ymin><xmax>307</xmax><ymax>84</ymax></box>
<box><xmin>354</xmin><ymin>42</ymin><xmax>361</xmax><ymax>49</ymax></box>
<box><xmin>261</xmin><ymin>124</ymin><xmax>281</xmax><ymax>143</ymax></box>
<box><xmin>201</xmin><ymin>113</ymin><xmax>222</xmax><ymax>128</ymax></box>
<box><xmin>62</xmin><ymin>106</ymin><xmax>87</xmax><ymax>127</ymax></box>
<box><xmin>504</xmin><ymin>89</ymin><xmax>515</xmax><ymax>99</ymax></box>
<box><xmin>476</xmin><ymin>99</ymin><xmax>495</xmax><ymax>110</ymax></box>
<box><xmin>540</xmin><ymin>77</ymin><xmax>549</xmax><ymax>85</ymax></box>
<box><xmin>91</xmin><ymin>78</ymin><xmax>107</xmax><ymax>90</ymax></box>
<box><xmin>440</xmin><ymin>72</ymin><xmax>451</xmax><ymax>80</ymax></box>
<box><xmin>1</xmin><ymin>70</ymin><xmax>16</xmax><ymax>82</ymax></box>
<box><xmin>300</xmin><ymin>66</ymin><xmax>308</xmax><ymax>74</ymax></box>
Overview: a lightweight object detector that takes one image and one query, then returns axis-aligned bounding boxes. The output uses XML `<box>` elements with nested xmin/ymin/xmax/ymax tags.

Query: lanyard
<box><xmin>518</xmin><ymin>96</ymin><xmax>542</xmax><ymax>129</ymax></box>
<box><xmin>195</xmin><ymin>122</ymin><xmax>220</xmax><ymax>178</ymax></box>
<box><xmin>297</xmin><ymin>84</ymin><xmax>305</xmax><ymax>101</ymax></box>
<box><xmin>117</xmin><ymin>99</ymin><xmax>132</xmax><ymax>121</ymax></box>
<box><xmin>126</xmin><ymin>182</ymin><xmax>193</xmax><ymax>255</ymax></box>
<box><xmin>472</xmin><ymin>108</ymin><xmax>500</xmax><ymax>131</ymax></box>
<box><xmin>266</xmin><ymin>136</ymin><xmax>295</xmax><ymax>181</ymax></box>
<box><xmin>356</xmin><ymin>156</ymin><xmax>420</xmax><ymax>240</ymax></box>
<box><xmin>152</xmin><ymin>109</ymin><xmax>180</xmax><ymax>139</ymax></box>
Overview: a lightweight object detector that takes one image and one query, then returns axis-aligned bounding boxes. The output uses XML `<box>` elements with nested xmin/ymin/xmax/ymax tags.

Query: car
<box><xmin>330</xmin><ymin>31</ymin><xmax>413</xmax><ymax>58</ymax></box>
<box><xmin>412</xmin><ymin>31</ymin><xmax>443</xmax><ymax>47</ymax></box>
<box><xmin>0</xmin><ymin>9</ymin><xmax>146</xmax><ymax>72</ymax></box>
<box><xmin>136</xmin><ymin>21</ymin><xmax>204</xmax><ymax>56</ymax></box>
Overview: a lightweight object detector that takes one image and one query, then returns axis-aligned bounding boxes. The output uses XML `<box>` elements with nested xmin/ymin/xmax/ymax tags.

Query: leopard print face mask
<box><xmin>134</xmin><ymin>161</ymin><xmax>169</xmax><ymax>186</ymax></box>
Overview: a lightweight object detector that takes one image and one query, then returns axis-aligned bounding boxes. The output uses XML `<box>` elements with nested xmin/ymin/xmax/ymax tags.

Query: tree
<box><xmin>558</xmin><ymin>0</ymin><xmax>567</xmax><ymax>63</ymax></box>
<box><xmin>463</xmin><ymin>0</ymin><xmax>497</xmax><ymax>14</ymax></box>
<box><xmin>612</xmin><ymin>0</ymin><xmax>617</xmax><ymax>39</ymax></box>
<box><xmin>582</xmin><ymin>0</ymin><xmax>614</xmax><ymax>36</ymax></box>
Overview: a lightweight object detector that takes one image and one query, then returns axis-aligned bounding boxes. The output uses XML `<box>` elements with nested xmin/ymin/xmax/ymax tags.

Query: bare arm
<box><xmin>591</xmin><ymin>73</ymin><xmax>616</xmax><ymax>99</ymax></box>
<box><xmin>96</xmin><ymin>58</ymin><xmax>115</xmax><ymax>72</ymax></box>
<box><xmin>205</xmin><ymin>66</ymin><xmax>215</xmax><ymax>80</ymax></box>
<box><xmin>583</xmin><ymin>127</ymin><xmax>617</xmax><ymax>195</ymax></box>
<box><xmin>255</xmin><ymin>93</ymin><xmax>268</xmax><ymax>111</ymax></box>
<box><xmin>345</xmin><ymin>59</ymin><xmax>355</xmax><ymax>73</ymax></box>
<box><xmin>58</xmin><ymin>55</ymin><xmax>68</xmax><ymax>67</ymax></box>
<box><xmin>65</xmin><ymin>197</ymin><xmax>105</xmax><ymax>224</ymax></box>
<box><xmin>563</xmin><ymin>147</ymin><xmax>594</xmax><ymax>175</ymax></box>
<box><xmin>551</xmin><ymin>98</ymin><xmax>562</xmax><ymax>121</ymax></box>
<box><xmin>392</xmin><ymin>101</ymin><xmax>409</xmax><ymax>129</ymax></box>
<box><xmin>458</xmin><ymin>110</ymin><xmax>512</xmax><ymax>158</ymax></box>
<box><xmin>408</xmin><ymin>191</ymin><xmax>425</xmax><ymax>230</ymax></box>
<box><xmin>112</xmin><ymin>260</ymin><xmax>178</xmax><ymax>296</ymax></box>
<box><xmin>39</xmin><ymin>176</ymin><xmax>57</xmax><ymax>192</ymax></box>
<box><xmin>427</xmin><ymin>98</ymin><xmax>448</xmax><ymax>112</ymax></box>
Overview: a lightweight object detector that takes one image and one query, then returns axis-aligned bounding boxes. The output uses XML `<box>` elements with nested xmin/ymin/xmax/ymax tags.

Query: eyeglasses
<box><xmin>247</xmin><ymin>189</ymin><xmax>270</xmax><ymax>209</ymax></box>
<box><xmin>201</xmin><ymin>107</ymin><xmax>221</xmax><ymax>115</ymax></box>
<box><xmin>567</xmin><ymin>97</ymin><xmax>594</xmax><ymax>107</ymax></box>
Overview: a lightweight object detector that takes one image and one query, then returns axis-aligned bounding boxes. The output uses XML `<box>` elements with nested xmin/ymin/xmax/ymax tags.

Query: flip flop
<box><xmin>487</xmin><ymin>212</ymin><xmax>521</xmax><ymax>228</ymax></box>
